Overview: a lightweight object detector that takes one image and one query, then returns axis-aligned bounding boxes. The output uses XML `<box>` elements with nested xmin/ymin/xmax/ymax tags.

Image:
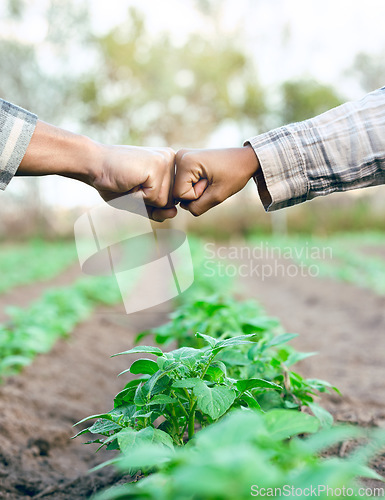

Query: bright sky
<box><xmin>2</xmin><ymin>0</ymin><xmax>385</xmax><ymax>207</ymax></box>
<box><xmin>88</xmin><ymin>0</ymin><xmax>385</xmax><ymax>98</ymax></box>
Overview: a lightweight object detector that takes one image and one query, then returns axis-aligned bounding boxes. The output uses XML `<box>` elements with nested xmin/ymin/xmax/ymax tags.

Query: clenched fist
<box><xmin>92</xmin><ymin>145</ymin><xmax>177</xmax><ymax>222</ymax></box>
<box><xmin>19</xmin><ymin>120</ymin><xmax>177</xmax><ymax>222</ymax></box>
<box><xmin>172</xmin><ymin>146</ymin><xmax>262</xmax><ymax>216</ymax></box>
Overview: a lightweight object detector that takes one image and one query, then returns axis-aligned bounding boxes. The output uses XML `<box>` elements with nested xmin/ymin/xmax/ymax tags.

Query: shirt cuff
<box><xmin>0</xmin><ymin>100</ymin><xmax>37</xmax><ymax>190</ymax></box>
<box><xmin>245</xmin><ymin>127</ymin><xmax>309</xmax><ymax>211</ymax></box>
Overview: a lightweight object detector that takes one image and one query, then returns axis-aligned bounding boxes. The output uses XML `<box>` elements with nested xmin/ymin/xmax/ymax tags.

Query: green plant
<box><xmin>248</xmin><ymin>233</ymin><xmax>385</xmax><ymax>295</ymax></box>
<box><xmin>136</xmin><ymin>295</ymin><xmax>338</xmax><ymax>417</ymax></box>
<box><xmin>0</xmin><ymin>274</ymin><xmax>123</xmax><ymax>378</ymax></box>
<box><xmin>0</xmin><ymin>239</ymin><xmax>77</xmax><ymax>294</ymax></box>
<box><xmin>92</xmin><ymin>410</ymin><xmax>385</xmax><ymax>500</ymax></box>
<box><xmin>137</xmin><ymin>296</ymin><xmax>280</xmax><ymax>348</ymax></box>
<box><xmin>74</xmin><ymin>333</ymin><xmax>279</xmax><ymax>447</ymax></box>
<box><xmin>74</xmin><ymin>328</ymin><xmax>337</xmax><ymax>453</ymax></box>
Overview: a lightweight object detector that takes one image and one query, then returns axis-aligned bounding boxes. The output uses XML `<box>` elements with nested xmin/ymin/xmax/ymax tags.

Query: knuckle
<box><xmin>154</xmin><ymin>190</ymin><xmax>169</xmax><ymax>207</ymax></box>
<box><xmin>189</xmin><ymin>205</ymin><xmax>202</xmax><ymax>217</ymax></box>
<box><xmin>210</xmin><ymin>190</ymin><xmax>224</xmax><ymax>205</ymax></box>
<box><xmin>165</xmin><ymin>146</ymin><xmax>175</xmax><ymax>156</ymax></box>
<box><xmin>175</xmin><ymin>148</ymin><xmax>190</xmax><ymax>164</ymax></box>
<box><xmin>153</xmin><ymin>154</ymin><xmax>171</xmax><ymax>176</ymax></box>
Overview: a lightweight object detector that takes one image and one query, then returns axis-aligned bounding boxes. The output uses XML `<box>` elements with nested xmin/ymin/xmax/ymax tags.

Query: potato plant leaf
<box><xmin>172</xmin><ymin>377</ymin><xmax>202</xmax><ymax>389</ymax></box>
<box><xmin>148</xmin><ymin>394</ymin><xmax>177</xmax><ymax>406</ymax></box>
<box><xmin>111</xmin><ymin>346</ymin><xmax>163</xmax><ymax>357</ymax></box>
<box><xmin>129</xmin><ymin>358</ymin><xmax>158</xmax><ymax>375</ymax></box>
<box><xmin>195</xmin><ymin>332</ymin><xmax>216</xmax><ymax>347</ymax></box>
<box><xmin>212</xmin><ymin>333</ymin><xmax>258</xmax><ymax>353</ymax></box>
<box><xmin>307</xmin><ymin>402</ymin><xmax>333</xmax><ymax>429</ymax></box>
<box><xmin>264</xmin><ymin>409</ymin><xmax>319</xmax><ymax>440</ymax></box>
<box><xmin>236</xmin><ymin>378</ymin><xmax>282</xmax><ymax>393</ymax></box>
<box><xmin>239</xmin><ymin>393</ymin><xmax>262</xmax><ymax>410</ymax></box>
<box><xmin>193</xmin><ymin>380</ymin><xmax>236</xmax><ymax>419</ymax></box>
<box><xmin>118</xmin><ymin>427</ymin><xmax>174</xmax><ymax>455</ymax></box>
<box><xmin>264</xmin><ymin>333</ymin><xmax>298</xmax><ymax>349</ymax></box>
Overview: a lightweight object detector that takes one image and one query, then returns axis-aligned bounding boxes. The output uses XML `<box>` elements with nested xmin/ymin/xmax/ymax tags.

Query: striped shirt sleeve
<box><xmin>246</xmin><ymin>87</ymin><xmax>385</xmax><ymax>211</ymax></box>
<box><xmin>0</xmin><ymin>99</ymin><xmax>37</xmax><ymax>190</ymax></box>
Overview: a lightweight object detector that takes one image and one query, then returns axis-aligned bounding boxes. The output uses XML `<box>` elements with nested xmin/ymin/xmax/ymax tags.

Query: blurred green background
<box><xmin>1</xmin><ymin>0</ymin><xmax>384</xmax><ymax>240</ymax></box>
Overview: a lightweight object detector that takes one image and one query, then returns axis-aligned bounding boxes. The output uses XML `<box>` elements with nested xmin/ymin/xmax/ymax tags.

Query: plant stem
<box><xmin>200</xmin><ymin>353</ymin><xmax>215</xmax><ymax>380</ymax></box>
<box><xmin>169</xmin><ymin>407</ymin><xmax>182</xmax><ymax>445</ymax></box>
<box><xmin>188</xmin><ymin>400</ymin><xmax>198</xmax><ymax>440</ymax></box>
<box><xmin>171</xmin><ymin>390</ymin><xmax>189</xmax><ymax>419</ymax></box>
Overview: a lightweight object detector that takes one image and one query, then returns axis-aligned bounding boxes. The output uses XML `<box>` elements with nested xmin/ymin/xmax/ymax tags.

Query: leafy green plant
<box><xmin>74</xmin><ymin>333</ymin><xmax>280</xmax><ymax>447</ymax></box>
<box><xmin>74</xmin><ymin>328</ymin><xmax>338</xmax><ymax>454</ymax></box>
<box><xmin>137</xmin><ymin>295</ymin><xmax>280</xmax><ymax>347</ymax></box>
<box><xmin>0</xmin><ymin>275</ymin><xmax>122</xmax><ymax>378</ymax></box>
<box><xmin>92</xmin><ymin>410</ymin><xmax>385</xmax><ymax>500</ymax></box>
<box><xmin>248</xmin><ymin>233</ymin><xmax>385</xmax><ymax>295</ymax></box>
<box><xmin>135</xmin><ymin>294</ymin><xmax>338</xmax><ymax>418</ymax></box>
<box><xmin>0</xmin><ymin>239</ymin><xmax>77</xmax><ymax>294</ymax></box>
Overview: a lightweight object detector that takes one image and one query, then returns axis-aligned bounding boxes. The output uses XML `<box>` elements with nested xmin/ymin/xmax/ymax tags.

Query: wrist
<box><xmin>62</xmin><ymin>135</ymin><xmax>104</xmax><ymax>186</ymax></box>
<box><xmin>18</xmin><ymin>120</ymin><xmax>102</xmax><ymax>185</ymax></box>
<box><xmin>244</xmin><ymin>144</ymin><xmax>272</xmax><ymax>208</ymax></box>
<box><xmin>238</xmin><ymin>144</ymin><xmax>260</xmax><ymax>180</ymax></box>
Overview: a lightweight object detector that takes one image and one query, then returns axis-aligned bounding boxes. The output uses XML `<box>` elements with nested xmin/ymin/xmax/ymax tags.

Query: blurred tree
<box><xmin>6</xmin><ymin>0</ymin><xmax>25</xmax><ymax>18</ymax></box>
<box><xmin>78</xmin><ymin>8</ymin><xmax>266</xmax><ymax>147</ymax></box>
<box><xmin>349</xmin><ymin>52</ymin><xmax>385</xmax><ymax>93</ymax></box>
<box><xmin>279</xmin><ymin>78</ymin><xmax>343</xmax><ymax>124</ymax></box>
<box><xmin>0</xmin><ymin>0</ymin><xmax>92</xmax><ymax>236</ymax></box>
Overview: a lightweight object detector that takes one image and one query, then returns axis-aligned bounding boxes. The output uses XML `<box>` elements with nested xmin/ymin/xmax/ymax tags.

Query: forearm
<box><xmin>17</xmin><ymin>120</ymin><xmax>100</xmax><ymax>185</ymax></box>
<box><xmin>246</xmin><ymin>87</ymin><xmax>385</xmax><ymax>211</ymax></box>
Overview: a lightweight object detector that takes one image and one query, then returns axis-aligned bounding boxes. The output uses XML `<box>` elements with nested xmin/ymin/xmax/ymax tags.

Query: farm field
<box><xmin>0</xmin><ymin>234</ymin><xmax>385</xmax><ymax>498</ymax></box>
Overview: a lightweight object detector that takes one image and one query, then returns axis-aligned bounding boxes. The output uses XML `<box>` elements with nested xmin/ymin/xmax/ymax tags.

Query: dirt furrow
<box><xmin>0</xmin><ymin>303</ymin><xmax>169</xmax><ymax>499</ymax></box>
<box><xmin>237</xmin><ymin>253</ymin><xmax>385</xmax><ymax>425</ymax></box>
<box><xmin>0</xmin><ymin>263</ymin><xmax>82</xmax><ymax>324</ymax></box>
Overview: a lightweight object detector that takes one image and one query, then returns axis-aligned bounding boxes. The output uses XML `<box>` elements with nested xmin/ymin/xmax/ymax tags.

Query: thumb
<box><xmin>173</xmin><ymin>151</ymin><xmax>208</xmax><ymax>201</ymax></box>
<box><xmin>180</xmin><ymin>184</ymin><xmax>223</xmax><ymax>217</ymax></box>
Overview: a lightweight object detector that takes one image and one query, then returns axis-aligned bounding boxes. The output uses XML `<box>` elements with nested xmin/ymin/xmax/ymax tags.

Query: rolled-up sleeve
<box><xmin>0</xmin><ymin>99</ymin><xmax>37</xmax><ymax>190</ymax></box>
<box><xmin>246</xmin><ymin>87</ymin><xmax>385</xmax><ymax>211</ymax></box>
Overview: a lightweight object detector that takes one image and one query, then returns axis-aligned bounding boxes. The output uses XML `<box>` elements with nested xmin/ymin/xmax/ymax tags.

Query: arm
<box><xmin>173</xmin><ymin>87</ymin><xmax>385</xmax><ymax>216</ymax></box>
<box><xmin>1</xmin><ymin>99</ymin><xmax>176</xmax><ymax>222</ymax></box>
<box><xmin>246</xmin><ymin>86</ymin><xmax>385</xmax><ymax>211</ymax></box>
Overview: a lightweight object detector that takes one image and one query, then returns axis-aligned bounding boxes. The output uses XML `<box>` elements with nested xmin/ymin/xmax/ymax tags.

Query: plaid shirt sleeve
<box><xmin>0</xmin><ymin>99</ymin><xmax>37</xmax><ymax>190</ymax></box>
<box><xmin>246</xmin><ymin>87</ymin><xmax>385</xmax><ymax>211</ymax></box>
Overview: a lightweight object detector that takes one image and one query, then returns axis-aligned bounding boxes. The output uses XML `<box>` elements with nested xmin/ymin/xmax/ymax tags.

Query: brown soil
<box><xmin>236</xmin><ymin>253</ymin><xmax>385</xmax><ymax>424</ymax></box>
<box><xmin>237</xmin><ymin>251</ymin><xmax>385</xmax><ymax>490</ymax></box>
<box><xmin>1</xmin><ymin>248</ymin><xmax>385</xmax><ymax>498</ymax></box>
<box><xmin>0</xmin><ymin>275</ymin><xmax>169</xmax><ymax>499</ymax></box>
<box><xmin>0</xmin><ymin>263</ymin><xmax>82</xmax><ymax>323</ymax></box>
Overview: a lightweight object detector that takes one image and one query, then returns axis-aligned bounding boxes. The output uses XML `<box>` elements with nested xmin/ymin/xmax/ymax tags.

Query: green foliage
<box><xmin>248</xmin><ymin>232</ymin><xmax>385</xmax><ymax>295</ymax></box>
<box><xmin>349</xmin><ymin>52</ymin><xmax>385</xmax><ymax>93</ymax></box>
<box><xmin>74</xmin><ymin>333</ymin><xmax>269</xmax><ymax>448</ymax></box>
<box><xmin>279</xmin><ymin>78</ymin><xmax>343</xmax><ymax>124</ymax></box>
<box><xmin>135</xmin><ymin>292</ymin><xmax>337</xmax><ymax>416</ymax></box>
<box><xmin>0</xmin><ymin>275</ymin><xmax>122</xmax><ymax>378</ymax></box>
<box><xmin>73</xmin><ymin>236</ymin><xmax>385</xmax><ymax>498</ymax></box>
<box><xmin>74</xmin><ymin>326</ymin><xmax>337</xmax><ymax>453</ymax></box>
<box><xmin>137</xmin><ymin>295</ymin><xmax>280</xmax><ymax>347</ymax></box>
<box><xmin>79</xmin><ymin>8</ymin><xmax>266</xmax><ymax>146</ymax></box>
<box><xmin>1</xmin><ymin>0</ymin><xmax>90</xmax><ymax>121</ymax></box>
<box><xmin>0</xmin><ymin>240</ymin><xmax>76</xmax><ymax>294</ymax></box>
<box><xmin>93</xmin><ymin>410</ymin><xmax>385</xmax><ymax>500</ymax></box>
